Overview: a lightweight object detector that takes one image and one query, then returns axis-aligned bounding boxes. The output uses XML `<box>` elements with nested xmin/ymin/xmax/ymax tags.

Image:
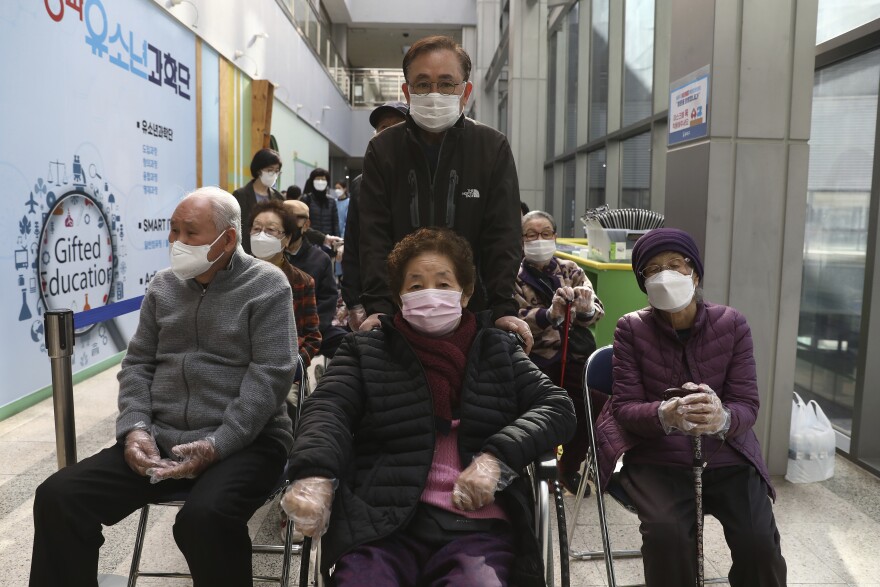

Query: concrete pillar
<box><xmin>664</xmin><ymin>0</ymin><xmax>818</xmax><ymax>474</ymax></box>
<box><xmin>508</xmin><ymin>0</ymin><xmax>548</xmax><ymax>211</ymax></box>
<box><xmin>470</xmin><ymin>1</ymin><xmax>500</xmax><ymax>128</ymax></box>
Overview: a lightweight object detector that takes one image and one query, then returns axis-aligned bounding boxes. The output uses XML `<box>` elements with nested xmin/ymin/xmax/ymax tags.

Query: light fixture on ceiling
<box><xmin>166</xmin><ymin>0</ymin><xmax>199</xmax><ymax>29</ymax></box>
<box><xmin>232</xmin><ymin>50</ymin><xmax>258</xmax><ymax>78</ymax></box>
<box><xmin>249</xmin><ymin>32</ymin><xmax>270</xmax><ymax>47</ymax></box>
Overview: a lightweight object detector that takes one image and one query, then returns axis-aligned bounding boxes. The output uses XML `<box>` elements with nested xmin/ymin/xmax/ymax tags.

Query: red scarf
<box><xmin>394</xmin><ymin>310</ymin><xmax>478</xmax><ymax>421</ymax></box>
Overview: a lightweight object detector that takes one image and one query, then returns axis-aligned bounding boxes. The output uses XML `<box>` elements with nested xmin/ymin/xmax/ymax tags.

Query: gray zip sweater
<box><xmin>116</xmin><ymin>249</ymin><xmax>297</xmax><ymax>459</ymax></box>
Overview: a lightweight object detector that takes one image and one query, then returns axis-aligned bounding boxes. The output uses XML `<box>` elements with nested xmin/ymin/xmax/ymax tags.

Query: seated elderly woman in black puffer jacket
<box><xmin>282</xmin><ymin>227</ymin><xmax>576</xmax><ymax>586</ymax></box>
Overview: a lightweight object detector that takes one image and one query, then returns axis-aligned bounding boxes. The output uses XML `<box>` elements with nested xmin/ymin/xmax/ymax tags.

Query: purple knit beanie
<box><xmin>631</xmin><ymin>228</ymin><xmax>704</xmax><ymax>293</ymax></box>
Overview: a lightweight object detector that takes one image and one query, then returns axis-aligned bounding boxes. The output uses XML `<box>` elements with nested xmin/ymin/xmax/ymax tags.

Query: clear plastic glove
<box><xmin>495</xmin><ymin>315</ymin><xmax>534</xmax><ymax>354</ymax></box>
<box><xmin>658</xmin><ymin>383</ymin><xmax>730</xmax><ymax>436</ymax></box>
<box><xmin>358</xmin><ymin>312</ymin><xmax>384</xmax><ymax>332</ymax></box>
<box><xmin>123</xmin><ymin>422</ymin><xmax>173</xmax><ymax>477</ymax></box>
<box><xmin>281</xmin><ymin>477</ymin><xmax>338</xmax><ymax>538</ymax></box>
<box><xmin>572</xmin><ymin>284</ymin><xmax>595</xmax><ymax>315</ymax></box>
<box><xmin>324</xmin><ymin>235</ymin><xmax>343</xmax><ymax>249</ymax></box>
<box><xmin>549</xmin><ymin>287</ymin><xmax>575</xmax><ymax>322</ymax></box>
<box><xmin>348</xmin><ymin>305</ymin><xmax>367</xmax><ymax>331</ymax></box>
<box><xmin>147</xmin><ymin>437</ymin><xmax>218</xmax><ymax>483</ymax></box>
<box><xmin>452</xmin><ymin>452</ymin><xmax>518</xmax><ymax>511</ymax></box>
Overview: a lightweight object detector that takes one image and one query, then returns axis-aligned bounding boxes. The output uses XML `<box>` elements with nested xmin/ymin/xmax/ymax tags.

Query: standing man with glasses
<box><xmin>357</xmin><ymin>35</ymin><xmax>533</xmax><ymax>350</ymax></box>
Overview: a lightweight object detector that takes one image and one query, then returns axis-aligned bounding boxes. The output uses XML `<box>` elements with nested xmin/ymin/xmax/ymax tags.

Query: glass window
<box><xmin>588</xmin><ymin>149</ymin><xmax>607</xmax><ymax>210</ymax></box>
<box><xmin>589</xmin><ymin>0</ymin><xmax>609</xmax><ymax>141</ymax></box>
<box><xmin>562</xmin><ymin>159</ymin><xmax>577</xmax><ymax>236</ymax></box>
<box><xmin>623</xmin><ymin>0</ymin><xmax>655</xmax><ymax>127</ymax></box>
<box><xmin>564</xmin><ymin>4</ymin><xmax>580</xmax><ymax>152</ymax></box>
<box><xmin>544</xmin><ymin>167</ymin><xmax>555</xmax><ymax>216</ymax></box>
<box><xmin>621</xmin><ymin>132</ymin><xmax>651</xmax><ymax>208</ymax></box>
<box><xmin>797</xmin><ymin>48</ymin><xmax>880</xmax><ymax>436</ymax></box>
<box><xmin>816</xmin><ymin>0</ymin><xmax>880</xmax><ymax>44</ymax></box>
<box><xmin>547</xmin><ymin>32</ymin><xmax>558</xmax><ymax>158</ymax></box>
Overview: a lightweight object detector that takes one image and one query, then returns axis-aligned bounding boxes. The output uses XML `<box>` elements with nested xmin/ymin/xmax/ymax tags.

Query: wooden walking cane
<box><xmin>559</xmin><ymin>300</ymin><xmax>573</xmax><ymax>388</ymax></box>
<box><xmin>693</xmin><ymin>435</ymin><xmax>705</xmax><ymax>587</ymax></box>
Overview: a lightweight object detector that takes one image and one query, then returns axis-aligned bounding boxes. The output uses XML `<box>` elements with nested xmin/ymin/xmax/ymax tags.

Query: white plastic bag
<box><xmin>785</xmin><ymin>392</ymin><xmax>836</xmax><ymax>483</ymax></box>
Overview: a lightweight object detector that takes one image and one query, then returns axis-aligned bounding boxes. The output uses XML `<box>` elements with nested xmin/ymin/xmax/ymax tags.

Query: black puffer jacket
<box><xmin>289</xmin><ymin>312</ymin><xmax>576</xmax><ymax>585</ymax></box>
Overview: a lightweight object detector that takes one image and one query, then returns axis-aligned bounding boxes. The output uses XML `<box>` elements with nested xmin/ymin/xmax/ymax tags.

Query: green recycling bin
<box><xmin>555</xmin><ymin>238</ymin><xmax>648</xmax><ymax>348</ymax></box>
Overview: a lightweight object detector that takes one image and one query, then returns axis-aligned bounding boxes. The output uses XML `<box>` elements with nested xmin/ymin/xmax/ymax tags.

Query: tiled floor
<box><xmin>2</xmin><ymin>363</ymin><xmax>880</xmax><ymax>586</ymax></box>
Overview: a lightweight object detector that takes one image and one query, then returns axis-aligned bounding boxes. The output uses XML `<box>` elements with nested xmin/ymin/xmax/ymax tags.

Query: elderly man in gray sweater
<box><xmin>30</xmin><ymin>187</ymin><xmax>298</xmax><ymax>587</ymax></box>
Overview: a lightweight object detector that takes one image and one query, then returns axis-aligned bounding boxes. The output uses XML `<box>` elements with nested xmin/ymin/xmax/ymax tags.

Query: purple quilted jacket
<box><xmin>594</xmin><ymin>301</ymin><xmax>775</xmax><ymax>500</ymax></box>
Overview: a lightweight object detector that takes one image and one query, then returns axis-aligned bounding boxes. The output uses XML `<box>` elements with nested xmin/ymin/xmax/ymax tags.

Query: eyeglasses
<box><xmin>639</xmin><ymin>257</ymin><xmax>693</xmax><ymax>279</ymax></box>
<box><xmin>409</xmin><ymin>80</ymin><xmax>466</xmax><ymax>96</ymax></box>
<box><xmin>522</xmin><ymin>230</ymin><xmax>556</xmax><ymax>242</ymax></box>
<box><xmin>250</xmin><ymin>227</ymin><xmax>285</xmax><ymax>239</ymax></box>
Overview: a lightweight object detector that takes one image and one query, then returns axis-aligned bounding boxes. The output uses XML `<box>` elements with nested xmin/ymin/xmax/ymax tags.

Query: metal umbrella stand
<box><xmin>693</xmin><ymin>435</ymin><xmax>705</xmax><ymax>587</ymax></box>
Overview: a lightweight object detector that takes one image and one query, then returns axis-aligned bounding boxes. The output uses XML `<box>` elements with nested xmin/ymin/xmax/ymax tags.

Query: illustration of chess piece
<box><xmin>19</xmin><ymin>289</ymin><xmax>32</xmax><ymax>321</ymax></box>
<box><xmin>83</xmin><ymin>293</ymin><xmax>91</xmax><ymax>311</ymax></box>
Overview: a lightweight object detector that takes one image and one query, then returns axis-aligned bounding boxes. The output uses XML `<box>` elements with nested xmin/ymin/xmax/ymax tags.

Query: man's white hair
<box><xmin>183</xmin><ymin>186</ymin><xmax>242</xmax><ymax>245</ymax></box>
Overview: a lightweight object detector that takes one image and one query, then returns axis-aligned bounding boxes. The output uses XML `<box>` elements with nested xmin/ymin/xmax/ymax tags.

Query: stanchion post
<box><xmin>45</xmin><ymin>309</ymin><xmax>77</xmax><ymax>469</ymax></box>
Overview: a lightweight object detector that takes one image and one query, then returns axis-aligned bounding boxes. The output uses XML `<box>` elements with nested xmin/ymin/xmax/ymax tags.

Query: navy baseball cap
<box><xmin>369</xmin><ymin>101</ymin><xmax>409</xmax><ymax>129</ymax></box>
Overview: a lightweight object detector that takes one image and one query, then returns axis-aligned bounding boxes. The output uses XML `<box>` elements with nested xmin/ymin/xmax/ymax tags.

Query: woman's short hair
<box><xmin>335</xmin><ymin>179</ymin><xmax>347</xmax><ymax>189</ymax></box>
<box><xmin>285</xmin><ymin>185</ymin><xmax>302</xmax><ymax>200</ymax></box>
<box><xmin>387</xmin><ymin>228</ymin><xmax>476</xmax><ymax>305</ymax></box>
<box><xmin>250</xmin><ymin>149</ymin><xmax>282</xmax><ymax>179</ymax></box>
<box><xmin>247</xmin><ymin>200</ymin><xmax>297</xmax><ymax>238</ymax></box>
<box><xmin>522</xmin><ymin>210</ymin><xmax>557</xmax><ymax>233</ymax></box>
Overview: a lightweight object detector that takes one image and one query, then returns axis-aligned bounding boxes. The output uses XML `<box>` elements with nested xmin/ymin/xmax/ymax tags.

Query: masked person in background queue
<box><xmin>233</xmin><ymin>149</ymin><xmax>285</xmax><ymax>256</ymax></box>
<box><xmin>357</xmin><ymin>35</ymin><xmax>532</xmax><ymax>351</ymax></box>
<box><xmin>341</xmin><ymin>101</ymin><xmax>409</xmax><ymax>331</ymax></box>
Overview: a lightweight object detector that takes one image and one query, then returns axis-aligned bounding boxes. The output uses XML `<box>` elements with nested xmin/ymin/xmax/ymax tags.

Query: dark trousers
<box><xmin>330</xmin><ymin>530</ymin><xmax>516</xmax><ymax>587</ymax></box>
<box><xmin>620</xmin><ymin>463</ymin><xmax>787</xmax><ymax>587</ymax></box>
<box><xmin>29</xmin><ymin>436</ymin><xmax>286</xmax><ymax>587</ymax></box>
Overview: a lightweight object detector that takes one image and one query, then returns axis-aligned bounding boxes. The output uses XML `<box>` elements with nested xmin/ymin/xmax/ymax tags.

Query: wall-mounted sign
<box><xmin>668</xmin><ymin>66</ymin><xmax>710</xmax><ymax>146</ymax></box>
<box><xmin>0</xmin><ymin>1</ymin><xmax>195</xmax><ymax>410</ymax></box>
<box><xmin>38</xmin><ymin>191</ymin><xmax>115</xmax><ymax>335</ymax></box>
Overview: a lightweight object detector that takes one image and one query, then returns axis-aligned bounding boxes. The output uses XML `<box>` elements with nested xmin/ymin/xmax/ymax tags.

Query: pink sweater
<box><xmin>420</xmin><ymin>420</ymin><xmax>508</xmax><ymax>521</ymax></box>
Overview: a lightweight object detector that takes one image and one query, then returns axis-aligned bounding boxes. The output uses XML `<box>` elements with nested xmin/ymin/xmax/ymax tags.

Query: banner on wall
<box><xmin>668</xmin><ymin>65</ymin><xmax>711</xmax><ymax>146</ymax></box>
<box><xmin>0</xmin><ymin>1</ymin><xmax>196</xmax><ymax>408</ymax></box>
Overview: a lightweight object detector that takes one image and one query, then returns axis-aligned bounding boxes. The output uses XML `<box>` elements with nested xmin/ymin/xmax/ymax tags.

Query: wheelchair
<box><xmin>293</xmin><ymin>452</ymin><xmax>571</xmax><ymax>587</ymax></box>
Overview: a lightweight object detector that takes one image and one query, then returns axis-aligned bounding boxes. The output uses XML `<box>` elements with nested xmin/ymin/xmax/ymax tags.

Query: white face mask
<box><xmin>644</xmin><ymin>270</ymin><xmax>696</xmax><ymax>313</ymax></box>
<box><xmin>330</xmin><ymin>188</ymin><xmax>344</xmax><ymax>200</ymax></box>
<box><xmin>259</xmin><ymin>171</ymin><xmax>278</xmax><ymax>189</ymax></box>
<box><xmin>401</xmin><ymin>288</ymin><xmax>463</xmax><ymax>336</ymax></box>
<box><xmin>523</xmin><ymin>239</ymin><xmax>556</xmax><ymax>263</ymax></box>
<box><xmin>250</xmin><ymin>231</ymin><xmax>283</xmax><ymax>260</ymax></box>
<box><xmin>409</xmin><ymin>92</ymin><xmax>462</xmax><ymax>133</ymax></box>
<box><xmin>169</xmin><ymin>231</ymin><xmax>227</xmax><ymax>280</ymax></box>
<box><xmin>313</xmin><ymin>179</ymin><xmax>328</xmax><ymax>192</ymax></box>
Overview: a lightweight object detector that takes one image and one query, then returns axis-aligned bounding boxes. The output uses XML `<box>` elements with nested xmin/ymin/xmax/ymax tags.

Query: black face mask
<box><xmin>289</xmin><ymin>227</ymin><xmax>303</xmax><ymax>244</ymax></box>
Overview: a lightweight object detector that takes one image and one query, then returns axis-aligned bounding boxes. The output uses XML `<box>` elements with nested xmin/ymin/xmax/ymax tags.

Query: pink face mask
<box><xmin>400</xmin><ymin>289</ymin><xmax>463</xmax><ymax>336</ymax></box>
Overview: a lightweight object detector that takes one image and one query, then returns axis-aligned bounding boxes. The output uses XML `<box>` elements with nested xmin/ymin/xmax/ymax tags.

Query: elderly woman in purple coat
<box><xmin>594</xmin><ymin>228</ymin><xmax>786</xmax><ymax>587</ymax></box>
